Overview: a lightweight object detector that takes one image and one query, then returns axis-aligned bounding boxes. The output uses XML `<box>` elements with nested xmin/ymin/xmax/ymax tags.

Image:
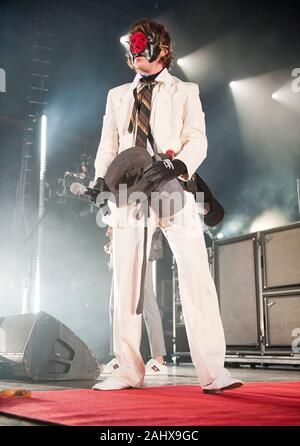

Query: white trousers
<box><xmin>109</xmin><ymin>261</ymin><xmax>167</xmax><ymax>358</ymax></box>
<box><xmin>108</xmin><ymin>191</ymin><xmax>228</xmax><ymax>388</ymax></box>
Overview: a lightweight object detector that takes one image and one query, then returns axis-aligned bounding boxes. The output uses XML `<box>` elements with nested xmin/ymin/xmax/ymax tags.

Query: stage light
<box><xmin>0</xmin><ymin>68</ymin><xmax>6</xmax><ymax>93</ymax></box>
<box><xmin>270</xmin><ymin>80</ymin><xmax>300</xmax><ymax>115</ymax></box>
<box><xmin>21</xmin><ymin>278</ymin><xmax>29</xmax><ymax>314</ymax></box>
<box><xmin>229</xmin><ymin>80</ymin><xmax>245</xmax><ymax>92</ymax></box>
<box><xmin>249</xmin><ymin>208</ymin><xmax>288</xmax><ymax>233</ymax></box>
<box><xmin>40</xmin><ymin>114</ymin><xmax>47</xmax><ymax>178</ymax></box>
<box><xmin>229</xmin><ymin>73</ymin><xmax>287</xmax><ymax>153</ymax></box>
<box><xmin>175</xmin><ymin>31</ymin><xmax>239</xmax><ymax>87</ymax></box>
<box><xmin>120</xmin><ymin>35</ymin><xmax>128</xmax><ymax>47</ymax></box>
<box><xmin>33</xmin><ymin>114</ymin><xmax>47</xmax><ymax>313</ymax></box>
<box><xmin>297</xmin><ymin>178</ymin><xmax>300</xmax><ymax>214</ymax></box>
<box><xmin>216</xmin><ymin>232</ymin><xmax>224</xmax><ymax>239</ymax></box>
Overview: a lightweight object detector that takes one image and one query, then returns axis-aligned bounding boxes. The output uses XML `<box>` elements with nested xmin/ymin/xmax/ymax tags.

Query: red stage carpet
<box><xmin>1</xmin><ymin>382</ymin><xmax>300</xmax><ymax>426</ymax></box>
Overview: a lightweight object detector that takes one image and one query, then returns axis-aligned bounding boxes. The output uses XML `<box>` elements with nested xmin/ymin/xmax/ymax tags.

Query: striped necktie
<box><xmin>128</xmin><ymin>79</ymin><xmax>157</xmax><ymax>149</ymax></box>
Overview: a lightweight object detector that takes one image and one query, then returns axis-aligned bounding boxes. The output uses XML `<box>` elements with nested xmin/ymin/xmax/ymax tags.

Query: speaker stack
<box><xmin>261</xmin><ymin>223</ymin><xmax>300</xmax><ymax>353</ymax></box>
<box><xmin>213</xmin><ymin>221</ymin><xmax>300</xmax><ymax>366</ymax></box>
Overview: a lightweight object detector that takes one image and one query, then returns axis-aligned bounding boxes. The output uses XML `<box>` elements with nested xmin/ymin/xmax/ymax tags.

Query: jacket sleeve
<box><xmin>94</xmin><ymin>89</ymin><xmax>119</xmax><ymax>181</ymax></box>
<box><xmin>174</xmin><ymin>84</ymin><xmax>208</xmax><ymax>180</ymax></box>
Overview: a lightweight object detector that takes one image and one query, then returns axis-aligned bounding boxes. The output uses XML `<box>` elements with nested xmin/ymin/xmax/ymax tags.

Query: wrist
<box><xmin>172</xmin><ymin>159</ymin><xmax>187</xmax><ymax>176</ymax></box>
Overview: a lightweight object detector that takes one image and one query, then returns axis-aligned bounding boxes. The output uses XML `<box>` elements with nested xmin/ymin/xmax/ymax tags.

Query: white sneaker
<box><xmin>145</xmin><ymin>359</ymin><xmax>168</xmax><ymax>376</ymax></box>
<box><xmin>202</xmin><ymin>375</ymin><xmax>243</xmax><ymax>394</ymax></box>
<box><xmin>101</xmin><ymin>358</ymin><xmax>120</xmax><ymax>375</ymax></box>
<box><xmin>92</xmin><ymin>376</ymin><xmax>131</xmax><ymax>391</ymax></box>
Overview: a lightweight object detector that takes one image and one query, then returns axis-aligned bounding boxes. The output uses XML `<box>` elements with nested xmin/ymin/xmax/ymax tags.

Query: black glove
<box><xmin>93</xmin><ymin>177</ymin><xmax>107</xmax><ymax>193</ymax></box>
<box><xmin>144</xmin><ymin>159</ymin><xmax>187</xmax><ymax>184</ymax></box>
<box><xmin>91</xmin><ymin>177</ymin><xmax>111</xmax><ymax>216</ymax></box>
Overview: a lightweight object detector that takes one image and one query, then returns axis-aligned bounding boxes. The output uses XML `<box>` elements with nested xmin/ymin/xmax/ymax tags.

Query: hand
<box><xmin>144</xmin><ymin>159</ymin><xmax>187</xmax><ymax>184</ymax></box>
<box><xmin>93</xmin><ymin>177</ymin><xmax>107</xmax><ymax>195</ymax></box>
<box><xmin>92</xmin><ymin>177</ymin><xmax>111</xmax><ymax>216</ymax></box>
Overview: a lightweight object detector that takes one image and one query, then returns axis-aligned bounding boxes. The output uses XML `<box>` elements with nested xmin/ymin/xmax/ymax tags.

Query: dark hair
<box><xmin>126</xmin><ymin>18</ymin><xmax>174</xmax><ymax>70</ymax></box>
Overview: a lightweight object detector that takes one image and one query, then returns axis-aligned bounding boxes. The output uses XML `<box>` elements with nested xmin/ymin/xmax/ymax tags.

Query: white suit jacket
<box><xmin>94</xmin><ymin>68</ymin><xmax>207</xmax><ymax>182</ymax></box>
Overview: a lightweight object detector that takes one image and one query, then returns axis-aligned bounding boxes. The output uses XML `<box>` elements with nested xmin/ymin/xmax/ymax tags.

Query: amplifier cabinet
<box><xmin>261</xmin><ymin>222</ymin><xmax>300</xmax><ymax>289</ymax></box>
<box><xmin>264</xmin><ymin>294</ymin><xmax>300</xmax><ymax>351</ymax></box>
<box><xmin>214</xmin><ymin>234</ymin><xmax>261</xmax><ymax>349</ymax></box>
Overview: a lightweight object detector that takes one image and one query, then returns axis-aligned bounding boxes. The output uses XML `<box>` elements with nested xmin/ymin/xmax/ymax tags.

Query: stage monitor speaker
<box><xmin>214</xmin><ymin>235</ymin><xmax>260</xmax><ymax>348</ymax></box>
<box><xmin>0</xmin><ymin>311</ymin><xmax>101</xmax><ymax>380</ymax></box>
<box><xmin>262</xmin><ymin>223</ymin><xmax>300</xmax><ymax>289</ymax></box>
<box><xmin>265</xmin><ymin>294</ymin><xmax>300</xmax><ymax>348</ymax></box>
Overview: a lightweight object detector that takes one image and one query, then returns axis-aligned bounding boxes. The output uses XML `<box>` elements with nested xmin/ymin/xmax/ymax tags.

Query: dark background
<box><xmin>0</xmin><ymin>0</ymin><xmax>299</xmax><ymax>361</ymax></box>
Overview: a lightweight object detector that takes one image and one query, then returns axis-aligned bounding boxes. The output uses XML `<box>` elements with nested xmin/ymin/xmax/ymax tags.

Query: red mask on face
<box><xmin>130</xmin><ymin>31</ymin><xmax>148</xmax><ymax>55</ymax></box>
<box><xmin>129</xmin><ymin>31</ymin><xmax>160</xmax><ymax>62</ymax></box>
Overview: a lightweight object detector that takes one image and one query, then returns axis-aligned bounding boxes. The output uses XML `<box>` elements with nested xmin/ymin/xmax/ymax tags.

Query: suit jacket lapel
<box><xmin>118</xmin><ymin>88</ymin><xmax>134</xmax><ymax>134</ymax></box>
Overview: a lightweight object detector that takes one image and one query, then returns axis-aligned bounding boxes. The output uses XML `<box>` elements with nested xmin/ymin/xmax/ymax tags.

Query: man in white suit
<box><xmin>92</xmin><ymin>19</ymin><xmax>242</xmax><ymax>393</ymax></box>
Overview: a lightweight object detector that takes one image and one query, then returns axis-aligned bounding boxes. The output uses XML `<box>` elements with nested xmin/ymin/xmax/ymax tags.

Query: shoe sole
<box><xmin>203</xmin><ymin>382</ymin><xmax>243</xmax><ymax>394</ymax></box>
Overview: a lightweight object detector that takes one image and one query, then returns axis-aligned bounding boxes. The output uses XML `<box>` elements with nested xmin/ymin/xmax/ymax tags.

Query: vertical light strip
<box><xmin>21</xmin><ymin>277</ymin><xmax>29</xmax><ymax>314</ymax></box>
<box><xmin>33</xmin><ymin>114</ymin><xmax>47</xmax><ymax>313</ymax></box>
<box><xmin>297</xmin><ymin>178</ymin><xmax>300</xmax><ymax>215</ymax></box>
